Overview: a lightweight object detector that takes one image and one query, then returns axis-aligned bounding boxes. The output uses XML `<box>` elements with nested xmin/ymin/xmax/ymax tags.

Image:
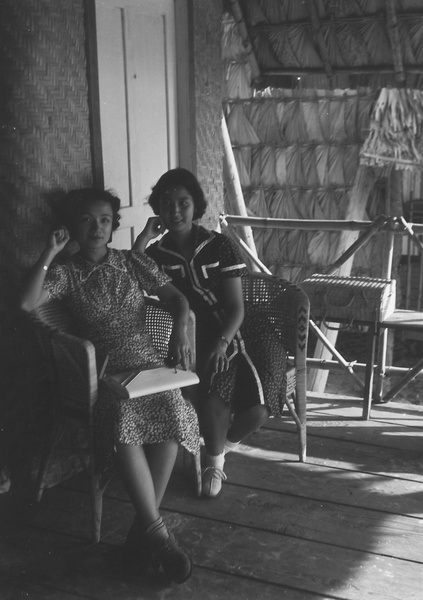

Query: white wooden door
<box><xmin>94</xmin><ymin>0</ymin><xmax>178</xmax><ymax>249</ymax></box>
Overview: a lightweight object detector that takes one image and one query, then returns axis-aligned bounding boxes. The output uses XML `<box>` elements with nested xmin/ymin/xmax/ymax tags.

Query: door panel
<box><xmin>94</xmin><ymin>0</ymin><xmax>178</xmax><ymax>249</ymax></box>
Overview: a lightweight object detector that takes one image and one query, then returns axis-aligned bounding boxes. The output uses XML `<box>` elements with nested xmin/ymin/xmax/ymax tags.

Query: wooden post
<box><xmin>374</xmin><ymin>169</ymin><xmax>403</xmax><ymax>401</ymax></box>
<box><xmin>221</xmin><ymin>113</ymin><xmax>260</xmax><ymax>269</ymax></box>
<box><xmin>308</xmin><ymin>165</ymin><xmax>376</xmax><ymax>392</ymax></box>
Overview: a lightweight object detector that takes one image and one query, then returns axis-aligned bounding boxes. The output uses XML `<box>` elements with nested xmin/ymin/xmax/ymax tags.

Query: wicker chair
<box><xmin>241</xmin><ymin>272</ymin><xmax>310</xmax><ymax>462</ymax></box>
<box><xmin>31</xmin><ymin>299</ymin><xmax>200</xmax><ymax>543</ymax></box>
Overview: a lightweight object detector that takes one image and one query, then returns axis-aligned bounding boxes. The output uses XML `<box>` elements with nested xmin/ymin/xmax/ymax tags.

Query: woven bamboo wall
<box><xmin>192</xmin><ymin>0</ymin><xmax>224</xmax><ymax>230</ymax></box>
<box><xmin>0</xmin><ymin>0</ymin><xmax>92</xmax><ymax>311</ymax></box>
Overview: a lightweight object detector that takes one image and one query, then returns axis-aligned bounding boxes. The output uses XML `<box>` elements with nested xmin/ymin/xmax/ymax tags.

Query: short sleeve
<box><xmin>127</xmin><ymin>250</ymin><xmax>170</xmax><ymax>295</ymax></box>
<box><xmin>43</xmin><ymin>262</ymin><xmax>73</xmax><ymax>300</ymax></box>
<box><xmin>217</xmin><ymin>234</ymin><xmax>248</xmax><ymax>279</ymax></box>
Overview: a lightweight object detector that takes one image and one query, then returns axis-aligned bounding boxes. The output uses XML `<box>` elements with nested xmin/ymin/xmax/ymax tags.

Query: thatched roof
<box><xmin>225</xmin><ymin>0</ymin><xmax>423</xmax><ymax>91</ymax></box>
<box><xmin>222</xmin><ymin>1</ymin><xmax>423</xmax><ymax>282</ymax></box>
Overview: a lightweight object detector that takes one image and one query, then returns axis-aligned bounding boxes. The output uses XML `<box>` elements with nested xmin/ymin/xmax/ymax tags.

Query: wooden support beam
<box><xmin>262</xmin><ymin>65</ymin><xmax>423</xmax><ymax>76</ymax></box>
<box><xmin>304</xmin><ymin>0</ymin><xmax>334</xmax><ymax>82</ymax></box>
<box><xmin>385</xmin><ymin>0</ymin><xmax>406</xmax><ymax>86</ymax></box>
<box><xmin>227</xmin><ymin>0</ymin><xmax>262</xmax><ymax>86</ymax></box>
<box><xmin>251</xmin><ymin>13</ymin><xmax>423</xmax><ymax>31</ymax></box>
<box><xmin>221</xmin><ymin>114</ymin><xmax>259</xmax><ymax>267</ymax></box>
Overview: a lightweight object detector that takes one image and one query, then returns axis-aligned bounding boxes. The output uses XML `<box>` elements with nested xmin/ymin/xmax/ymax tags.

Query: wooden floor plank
<box><xmin>22</xmin><ymin>491</ymin><xmax>417</xmax><ymax>600</ymax></box>
<box><xmin>1</xmin><ymin>520</ymin><xmax>330</xmax><ymax>600</ymax></box>
<box><xmin>161</xmin><ymin>477</ymin><xmax>423</xmax><ymax>563</ymax></box>
<box><xmin>91</xmin><ymin>441</ymin><xmax>423</xmax><ymax>518</ymax></box>
<box><xmin>307</xmin><ymin>395</ymin><xmax>423</xmax><ymax>424</ymax></box>
<box><xmin>159</xmin><ymin>513</ymin><xmax>423</xmax><ymax>600</ymax></box>
<box><xmin>14</xmin><ymin>472</ymin><xmax>423</xmax><ymax>565</ymax></box>
<box><xmin>223</xmin><ymin>452</ymin><xmax>423</xmax><ymax>517</ymax></box>
<box><xmin>268</xmin><ymin>405</ymin><xmax>423</xmax><ymax>454</ymax></box>
<box><xmin>251</xmin><ymin>427</ymin><xmax>423</xmax><ymax>483</ymax></box>
<box><xmin>2</xmin><ymin>395</ymin><xmax>423</xmax><ymax>600</ymax></box>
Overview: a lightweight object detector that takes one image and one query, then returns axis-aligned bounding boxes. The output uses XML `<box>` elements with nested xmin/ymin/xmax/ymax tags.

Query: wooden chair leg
<box><xmin>91</xmin><ymin>475</ymin><xmax>103</xmax><ymax>543</ymax></box>
<box><xmin>34</xmin><ymin>444</ymin><xmax>54</xmax><ymax>502</ymax></box>
<box><xmin>298</xmin><ymin>421</ymin><xmax>307</xmax><ymax>463</ymax></box>
<box><xmin>183</xmin><ymin>448</ymin><xmax>202</xmax><ymax>497</ymax></box>
<box><xmin>34</xmin><ymin>417</ymin><xmax>64</xmax><ymax>502</ymax></box>
<box><xmin>193</xmin><ymin>451</ymin><xmax>202</xmax><ymax>497</ymax></box>
<box><xmin>285</xmin><ymin>394</ymin><xmax>307</xmax><ymax>463</ymax></box>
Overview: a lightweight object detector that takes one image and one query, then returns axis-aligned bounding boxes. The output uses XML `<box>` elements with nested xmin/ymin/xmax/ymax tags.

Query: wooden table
<box><xmin>378</xmin><ymin>309</ymin><xmax>423</xmax><ymax>403</ymax></box>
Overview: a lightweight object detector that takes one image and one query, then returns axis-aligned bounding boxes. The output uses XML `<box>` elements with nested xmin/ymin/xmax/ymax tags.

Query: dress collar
<box><xmin>158</xmin><ymin>224</ymin><xmax>213</xmax><ymax>254</ymax></box>
<box><xmin>72</xmin><ymin>248</ymin><xmax>128</xmax><ymax>276</ymax></box>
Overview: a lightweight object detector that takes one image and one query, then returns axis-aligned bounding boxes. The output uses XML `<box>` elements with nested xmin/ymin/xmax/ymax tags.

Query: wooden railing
<box><xmin>221</xmin><ymin>213</ymin><xmax>423</xmax><ymax>408</ymax></box>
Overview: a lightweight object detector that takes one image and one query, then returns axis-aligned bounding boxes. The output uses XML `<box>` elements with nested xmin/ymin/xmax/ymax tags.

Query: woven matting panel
<box><xmin>0</xmin><ymin>0</ymin><xmax>92</xmax><ymax>309</ymax></box>
<box><xmin>193</xmin><ymin>0</ymin><xmax>224</xmax><ymax>230</ymax></box>
<box><xmin>222</xmin><ymin>10</ymin><xmax>391</xmax><ymax>283</ymax></box>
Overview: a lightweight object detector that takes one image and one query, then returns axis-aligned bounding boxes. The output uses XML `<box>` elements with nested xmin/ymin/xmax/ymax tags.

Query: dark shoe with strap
<box><xmin>124</xmin><ymin>517</ymin><xmax>161</xmax><ymax>576</ymax></box>
<box><xmin>154</xmin><ymin>532</ymin><xmax>192</xmax><ymax>584</ymax></box>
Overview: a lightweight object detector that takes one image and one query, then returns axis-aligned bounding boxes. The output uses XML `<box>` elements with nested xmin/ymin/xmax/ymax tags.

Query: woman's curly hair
<box><xmin>58</xmin><ymin>188</ymin><xmax>121</xmax><ymax>234</ymax></box>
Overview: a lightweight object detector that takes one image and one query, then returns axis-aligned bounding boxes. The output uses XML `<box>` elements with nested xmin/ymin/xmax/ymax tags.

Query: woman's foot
<box><xmin>202</xmin><ymin>465</ymin><xmax>227</xmax><ymax>498</ymax></box>
<box><xmin>124</xmin><ymin>517</ymin><xmax>161</xmax><ymax>575</ymax></box>
<box><xmin>131</xmin><ymin>516</ymin><xmax>192</xmax><ymax>583</ymax></box>
<box><xmin>202</xmin><ymin>451</ymin><xmax>227</xmax><ymax>498</ymax></box>
<box><xmin>152</xmin><ymin>532</ymin><xmax>192</xmax><ymax>584</ymax></box>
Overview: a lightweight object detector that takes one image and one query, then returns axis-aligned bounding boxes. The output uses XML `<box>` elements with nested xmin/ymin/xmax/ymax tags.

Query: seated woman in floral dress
<box><xmin>20</xmin><ymin>188</ymin><xmax>200</xmax><ymax>584</ymax></box>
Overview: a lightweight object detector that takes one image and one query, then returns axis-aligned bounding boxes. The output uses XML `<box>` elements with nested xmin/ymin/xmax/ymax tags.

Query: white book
<box><xmin>104</xmin><ymin>365</ymin><xmax>199</xmax><ymax>399</ymax></box>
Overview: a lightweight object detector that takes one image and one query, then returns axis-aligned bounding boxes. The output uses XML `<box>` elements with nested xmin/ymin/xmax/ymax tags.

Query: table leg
<box><xmin>362</xmin><ymin>322</ymin><xmax>377</xmax><ymax>420</ymax></box>
<box><xmin>373</xmin><ymin>327</ymin><xmax>388</xmax><ymax>403</ymax></box>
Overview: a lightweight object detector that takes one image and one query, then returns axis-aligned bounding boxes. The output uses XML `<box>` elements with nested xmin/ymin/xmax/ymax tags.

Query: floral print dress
<box><xmin>43</xmin><ymin>249</ymin><xmax>200</xmax><ymax>472</ymax></box>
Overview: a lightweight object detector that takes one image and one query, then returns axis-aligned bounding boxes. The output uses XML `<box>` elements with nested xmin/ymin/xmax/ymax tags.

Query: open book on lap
<box><xmin>104</xmin><ymin>365</ymin><xmax>199</xmax><ymax>399</ymax></box>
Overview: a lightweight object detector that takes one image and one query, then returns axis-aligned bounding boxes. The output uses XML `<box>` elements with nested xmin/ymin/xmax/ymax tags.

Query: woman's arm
<box><xmin>205</xmin><ymin>276</ymin><xmax>245</xmax><ymax>377</ymax></box>
<box><xmin>155</xmin><ymin>282</ymin><xmax>191</xmax><ymax>370</ymax></box>
<box><xmin>133</xmin><ymin>216</ymin><xmax>164</xmax><ymax>253</ymax></box>
<box><xmin>20</xmin><ymin>227</ymin><xmax>70</xmax><ymax>312</ymax></box>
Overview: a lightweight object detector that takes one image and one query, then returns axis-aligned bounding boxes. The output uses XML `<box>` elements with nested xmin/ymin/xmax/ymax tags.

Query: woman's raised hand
<box><xmin>133</xmin><ymin>217</ymin><xmax>164</xmax><ymax>253</ymax></box>
<box><xmin>48</xmin><ymin>227</ymin><xmax>70</xmax><ymax>254</ymax></box>
<box><xmin>145</xmin><ymin>216</ymin><xmax>164</xmax><ymax>238</ymax></box>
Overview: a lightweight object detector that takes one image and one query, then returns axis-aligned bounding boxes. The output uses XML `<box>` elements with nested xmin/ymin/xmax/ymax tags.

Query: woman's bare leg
<box><xmin>118</xmin><ymin>441</ymin><xmax>192</xmax><ymax>583</ymax></box>
<box><xmin>116</xmin><ymin>441</ymin><xmax>176</xmax><ymax>527</ymax></box>
<box><xmin>144</xmin><ymin>440</ymin><xmax>178</xmax><ymax>506</ymax></box>
<box><xmin>199</xmin><ymin>391</ymin><xmax>231</xmax><ymax>456</ymax></box>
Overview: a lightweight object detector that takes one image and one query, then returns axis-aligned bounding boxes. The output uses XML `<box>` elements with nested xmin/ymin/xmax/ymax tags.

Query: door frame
<box><xmin>84</xmin><ymin>0</ymin><xmax>195</xmax><ymax>188</ymax></box>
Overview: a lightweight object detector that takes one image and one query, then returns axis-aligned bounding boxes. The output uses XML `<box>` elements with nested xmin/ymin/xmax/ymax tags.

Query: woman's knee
<box><xmin>242</xmin><ymin>404</ymin><xmax>270</xmax><ymax>426</ymax></box>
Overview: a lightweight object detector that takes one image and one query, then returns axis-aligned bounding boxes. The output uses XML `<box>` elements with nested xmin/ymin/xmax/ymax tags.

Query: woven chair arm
<box><xmin>145</xmin><ymin>297</ymin><xmax>196</xmax><ymax>366</ymax></box>
<box><xmin>243</xmin><ymin>272</ymin><xmax>310</xmax><ymax>358</ymax></box>
<box><xmin>50</xmin><ymin>330</ymin><xmax>98</xmax><ymax>416</ymax></box>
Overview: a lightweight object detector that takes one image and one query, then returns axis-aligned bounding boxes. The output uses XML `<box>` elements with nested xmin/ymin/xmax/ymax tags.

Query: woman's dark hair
<box><xmin>148</xmin><ymin>168</ymin><xmax>207</xmax><ymax>220</ymax></box>
<box><xmin>60</xmin><ymin>188</ymin><xmax>121</xmax><ymax>234</ymax></box>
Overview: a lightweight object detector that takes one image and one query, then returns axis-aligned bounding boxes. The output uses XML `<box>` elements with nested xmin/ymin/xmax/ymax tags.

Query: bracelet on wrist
<box><xmin>42</xmin><ymin>265</ymin><xmax>48</xmax><ymax>271</ymax></box>
<box><xmin>219</xmin><ymin>335</ymin><xmax>229</xmax><ymax>346</ymax></box>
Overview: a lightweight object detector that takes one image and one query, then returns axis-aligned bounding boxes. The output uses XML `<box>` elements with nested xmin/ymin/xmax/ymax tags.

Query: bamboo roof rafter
<box><xmin>232</xmin><ymin>1</ymin><xmax>423</xmax><ymax>89</ymax></box>
<box><xmin>249</xmin><ymin>13</ymin><xmax>423</xmax><ymax>33</ymax></box>
<box><xmin>262</xmin><ymin>65</ymin><xmax>423</xmax><ymax>76</ymax></box>
<box><xmin>303</xmin><ymin>0</ymin><xmax>334</xmax><ymax>82</ymax></box>
<box><xmin>227</xmin><ymin>0</ymin><xmax>262</xmax><ymax>86</ymax></box>
<box><xmin>385</xmin><ymin>0</ymin><xmax>406</xmax><ymax>85</ymax></box>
